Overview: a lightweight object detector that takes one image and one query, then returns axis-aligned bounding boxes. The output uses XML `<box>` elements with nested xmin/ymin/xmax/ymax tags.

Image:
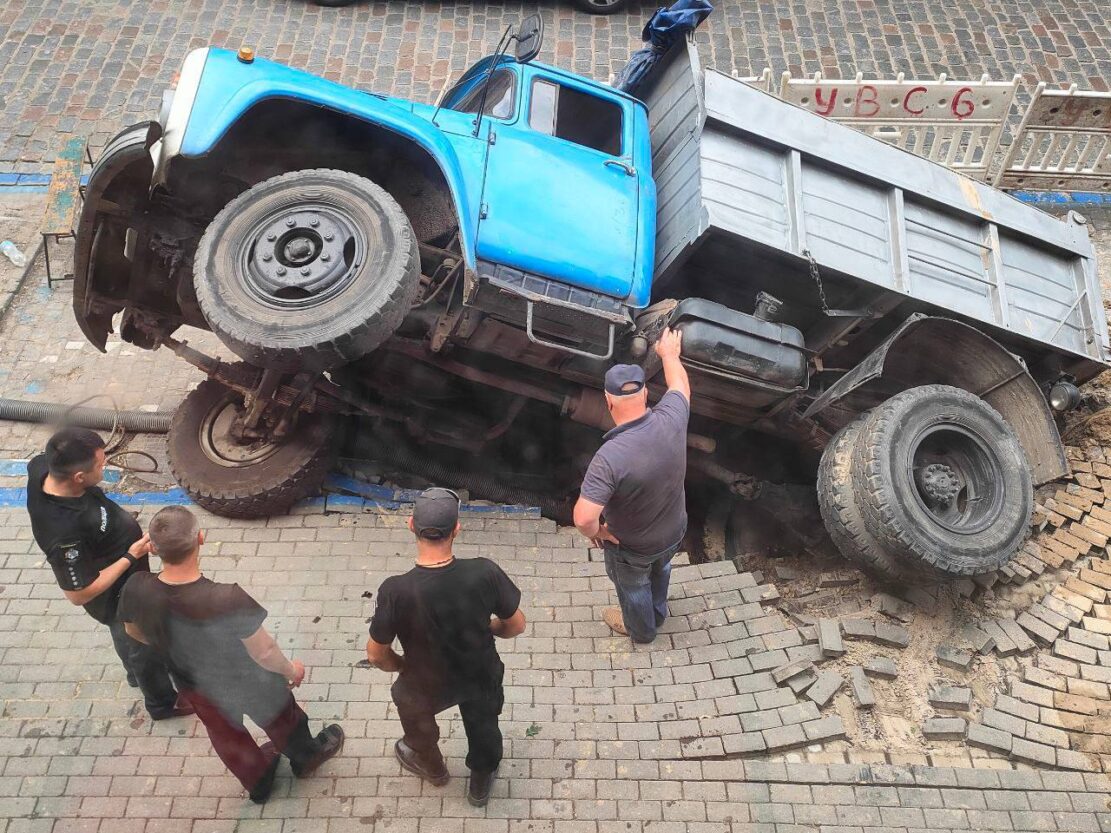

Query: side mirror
<box><xmin>515</xmin><ymin>14</ymin><xmax>543</xmax><ymax>64</ymax></box>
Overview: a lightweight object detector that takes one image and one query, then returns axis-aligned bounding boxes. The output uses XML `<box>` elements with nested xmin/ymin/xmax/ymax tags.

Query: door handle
<box><xmin>604</xmin><ymin>159</ymin><xmax>636</xmax><ymax>177</ymax></box>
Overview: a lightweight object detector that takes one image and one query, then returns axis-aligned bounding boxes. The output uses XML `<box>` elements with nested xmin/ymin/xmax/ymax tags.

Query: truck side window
<box><xmin>451</xmin><ymin>68</ymin><xmax>517</xmax><ymax>119</ymax></box>
<box><xmin>529</xmin><ymin>79</ymin><xmax>622</xmax><ymax>156</ymax></box>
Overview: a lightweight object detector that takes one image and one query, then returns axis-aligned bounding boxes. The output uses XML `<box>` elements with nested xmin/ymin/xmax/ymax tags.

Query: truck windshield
<box><xmin>447</xmin><ymin>68</ymin><xmax>517</xmax><ymax>119</ymax></box>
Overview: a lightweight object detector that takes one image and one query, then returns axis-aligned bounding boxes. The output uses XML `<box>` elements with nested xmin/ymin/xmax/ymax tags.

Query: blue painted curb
<box><xmin>0</xmin><ymin>459</ymin><xmax>541</xmax><ymax>515</ymax></box>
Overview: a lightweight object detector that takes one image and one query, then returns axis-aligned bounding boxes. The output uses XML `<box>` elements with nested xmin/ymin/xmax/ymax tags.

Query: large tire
<box><xmin>194</xmin><ymin>169</ymin><xmax>421</xmax><ymax>372</ymax></box>
<box><xmin>168</xmin><ymin>374</ymin><xmax>338</xmax><ymax>519</ymax></box>
<box><xmin>816</xmin><ymin>419</ymin><xmax>919</xmax><ymax>583</ymax></box>
<box><xmin>852</xmin><ymin>385</ymin><xmax>1033</xmax><ymax>577</ymax></box>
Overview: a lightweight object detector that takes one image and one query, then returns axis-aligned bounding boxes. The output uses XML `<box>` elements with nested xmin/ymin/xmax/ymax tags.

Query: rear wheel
<box><xmin>852</xmin><ymin>385</ymin><xmax>1032</xmax><ymax>576</ymax></box>
<box><xmin>817</xmin><ymin>419</ymin><xmax>919</xmax><ymax>583</ymax></box>
<box><xmin>168</xmin><ymin>372</ymin><xmax>338</xmax><ymax>519</ymax></box>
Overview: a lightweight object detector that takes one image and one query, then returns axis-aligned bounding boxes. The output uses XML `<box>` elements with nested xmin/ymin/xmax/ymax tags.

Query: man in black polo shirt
<box><xmin>25</xmin><ymin>428</ymin><xmax>188</xmax><ymax>720</ymax></box>
<box><xmin>366</xmin><ymin>488</ymin><xmax>526</xmax><ymax>807</ymax></box>
<box><xmin>574</xmin><ymin>327</ymin><xmax>691</xmax><ymax>644</ymax></box>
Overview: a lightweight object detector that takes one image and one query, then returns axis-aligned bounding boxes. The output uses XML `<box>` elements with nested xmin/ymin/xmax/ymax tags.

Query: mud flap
<box><xmin>72</xmin><ymin>122</ymin><xmax>156</xmax><ymax>351</ymax></box>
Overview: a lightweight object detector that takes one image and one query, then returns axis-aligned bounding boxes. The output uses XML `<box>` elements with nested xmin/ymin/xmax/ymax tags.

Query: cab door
<box><xmin>475</xmin><ymin>72</ymin><xmax>640</xmax><ymax>301</ymax></box>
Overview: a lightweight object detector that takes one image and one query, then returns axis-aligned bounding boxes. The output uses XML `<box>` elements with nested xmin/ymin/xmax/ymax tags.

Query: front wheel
<box><xmin>851</xmin><ymin>385</ymin><xmax>1033</xmax><ymax>577</ymax></box>
<box><xmin>194</xmin><ymin>169</ymin><xmax>421</xmax><ymax>373</ymax></box>
<box><xmin>168</xmin><ymin>373</ymin><xmax>338</xmax><ymax>519</ymax></box>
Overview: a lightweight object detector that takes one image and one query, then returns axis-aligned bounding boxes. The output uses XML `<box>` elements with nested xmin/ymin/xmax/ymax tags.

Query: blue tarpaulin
<box><xmin>613</xmin><ymin>0</ymin><xmax>713</xmax><ymax>94</ymax></box>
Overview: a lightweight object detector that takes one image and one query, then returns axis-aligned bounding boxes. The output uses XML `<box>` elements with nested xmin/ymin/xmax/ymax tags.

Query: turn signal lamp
<box><xmin>238</xmin><ymin>46</ymin><xmax>255</xmax><ymax>64</ymax></box>
<box><xmin>1048</xmin><ymin>380</ymin><xmax>1081</xmax><ymax>412</ymax></box>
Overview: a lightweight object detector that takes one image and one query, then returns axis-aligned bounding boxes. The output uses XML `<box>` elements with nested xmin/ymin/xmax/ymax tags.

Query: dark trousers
<box><xmin>392</xmin><ymin>678</ymin><xmax>504</xmax><ymax>773</ymax></box>
<box><xmin>184</xmin><ymin>688</ymin><xmax>320</xmax><ymax>791</ymax></box>
<box><xmin>603</xmin><ymin>539</ymin><xmax>680</xmax><ymax>643</ymax></box>
<box><xmin>106</xmin><ymin>618</ymin><xmax>179</xmax><ymax>717</ymax></box>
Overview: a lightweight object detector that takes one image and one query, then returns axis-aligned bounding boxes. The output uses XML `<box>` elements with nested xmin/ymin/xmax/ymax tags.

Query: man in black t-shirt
<box><xmin>367</xmin><ymin>488</ymin><xmax>526</xmax><ymax>807</ymax></box>
<box><xmin>118</xmin><ymin>506</ymin><xmax>344</xmax><ymax>803</ymax></box>
<box><xmin>574</xmin><ymin>328</ymin><xmax>692</xmax><ymax>644</ymax></box>
<box><xmin>25</xmin><ymin>428</ymin><xmax>187</xmax><ymax>720</ymax></box>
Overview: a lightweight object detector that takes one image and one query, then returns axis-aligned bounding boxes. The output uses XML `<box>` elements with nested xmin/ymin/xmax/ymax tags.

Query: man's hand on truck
<box><xmin>655</xmin><ymin>327</ymin><xmax>691</xmax><ymax>403</ymax></box>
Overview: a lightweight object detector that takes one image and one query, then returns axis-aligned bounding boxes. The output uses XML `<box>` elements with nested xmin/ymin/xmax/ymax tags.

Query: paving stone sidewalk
<box><xmin>2</xmin><ymin>505</ymin><xmax>1110</xmax><ymax>832</ymax></box>
<box><xmin>2</xmin><ymin>0</ymin><xmax>1110</xmax><ymax>174</ymax></box>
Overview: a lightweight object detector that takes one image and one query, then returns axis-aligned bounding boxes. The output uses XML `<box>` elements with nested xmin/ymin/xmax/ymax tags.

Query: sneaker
<box><xmin>601</xmin><ymin>607</ymin><xmax>627</xmax><ymax>636</ymax></box>
<box><xmin>394</xmin><ymin>738</ymin><xmax>449</xmax><ymax>786</ymax></box>
<box><xmin>467</xmin><ymin>768</ymin><xmax>497</xmax><ymax>807</ymax></box>
<box><xmin>291</xmin><ymin>724</ymin><xmax>345</xmax><ymax>778</ymax></box>
<box><xmin>248</xmin><ymin>743</ymin><xmax>281</xmax><ymax>804</ymax></box>
<box><xmin>150</xmin><ymin>696</ymin><xmax>195</xmax><ymax>721</ymax></box>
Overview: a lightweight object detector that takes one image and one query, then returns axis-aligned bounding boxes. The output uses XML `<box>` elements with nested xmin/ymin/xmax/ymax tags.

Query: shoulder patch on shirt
<box><xmin>64</xmin><ymin>547</ymin><xmax>81</xmax><ymax>563</ymax></box>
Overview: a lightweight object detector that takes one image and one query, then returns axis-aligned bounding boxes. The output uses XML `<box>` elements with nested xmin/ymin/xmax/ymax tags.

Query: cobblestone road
<box><xmin>2</xmin><ymin>0</ymin><xmax>1110</xmax><ymax>173</ymax></box>
<box><xmin>2</xmin><ymin>504</ymin><xmax>1111</xmax><ymax>833</ymax></box>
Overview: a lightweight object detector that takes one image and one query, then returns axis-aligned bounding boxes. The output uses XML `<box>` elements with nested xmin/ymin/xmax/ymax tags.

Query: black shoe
<box><xmin>467</xmin><ymin>768</ymin><xmax>496</xmax><ymax>807</ymax></box>
<box><xmin>126</xmin><ymin>674</ymin><xmax>138</xmax><ymax>688</ymax></box>
<box><xmin>291</xmin><ymin>724</ymin><xmax>345</xmax><ymax>778</ymax></box>
<box><xmin>394</xmin><ymin>738</ymin><xmax>449</xmax><ymax>786</ymax></box>
<box><xmin>249</xmin><ymin>743</ymin><xmax>281</xmax><ymax>804</ymax></box>
<box><xmin>149</xmin><ymin>696</ymin><xmax>195</xmax><ymax>721</ymax></box>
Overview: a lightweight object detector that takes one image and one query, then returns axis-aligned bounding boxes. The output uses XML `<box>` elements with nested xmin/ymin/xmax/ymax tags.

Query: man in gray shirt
<box><xmin>574</xmin><ymin>327</ymin><xmax>691</xmax><ymax>643</ymax></box>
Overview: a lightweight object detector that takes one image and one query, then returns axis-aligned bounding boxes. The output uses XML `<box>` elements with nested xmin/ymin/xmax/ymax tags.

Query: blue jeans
<box><xmin>603</xmin><ymin>540</ymin><xmax>680</xmax><ymax>643</ymax></box>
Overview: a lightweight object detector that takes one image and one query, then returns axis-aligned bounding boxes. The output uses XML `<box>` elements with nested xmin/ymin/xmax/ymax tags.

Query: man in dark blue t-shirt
<box><xmin>574</xmin><ymin>327</ymin><xmax>691</xmax><ymax>643</ymax></box>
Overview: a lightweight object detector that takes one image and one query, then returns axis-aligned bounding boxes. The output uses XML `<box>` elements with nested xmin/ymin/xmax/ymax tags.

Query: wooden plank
<box><xmin>40</xmin><ymin>137</ymin><xmax>87</xmax><ymax>236</ymax></box>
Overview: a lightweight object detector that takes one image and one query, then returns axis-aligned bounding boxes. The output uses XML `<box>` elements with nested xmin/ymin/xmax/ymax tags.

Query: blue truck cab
<box><xmin>73</xmin><ymin>14</ymin><xmax>1103</xmax><ymax>583</ymax></box>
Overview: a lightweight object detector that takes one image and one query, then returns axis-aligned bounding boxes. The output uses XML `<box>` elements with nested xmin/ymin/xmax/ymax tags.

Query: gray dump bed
<box><xmin>643</xmin><ymin>38</ymin><xmax>1110</xmax><ymax>368</ymax></box>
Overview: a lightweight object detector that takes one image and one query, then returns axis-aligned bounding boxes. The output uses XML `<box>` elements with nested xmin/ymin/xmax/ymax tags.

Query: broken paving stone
<box><xmin>978</xmin><ymin>621</ymin><xmax>1019</xmax><ymax>656</ymax></box>
<box><xmin>771</xmin><ymin>659</ymin><xmax>815</xmax><ymax>685</ymax></box>
<box><xmin>966</xmin><ymin>722</ymin><xmax>1013</xmax><ymax>754</ymax></box>
<box><xmin>1011</xmin><ymin>737</ymin><xmax>1057</xmax><ymax>767</ymax></box>
<box><xmin>874</xmin><ymin>592</ymin><xmax>916</xmax><ymax>622</ymax></box>
<box><xmin>849</xmin><ymin>666</ymin><xmax>874</xmax><ymax>709</ymax></box>
<box><xmin>928</xmin><ymin>684</ymin><xmax>972</xmax><ymax>711</ymax></box>
<box><xmin>996</xmin><ymin>618</ymin><xmax>1037</xmax><ymax>654</ymax></box>
<box><xmin>818</xmin><ymin>571</ymin><xmax>858</xmax><ymax>588</ymax></box>
<box><xmin>1016</xmin><ymin>612</ymin><xmax>1060</xmax><ymax>647</ymax></box>
<box><xmin>922</xmin><ymin>717</ymin><xmax>967</xmax><ymax>740</ymax></box>
<box><xmin>958</xmin><ymin>624</ymin><xmax>996</xmax><ymax>654</ymax></box>
<box><xmin>863</xmin><ymin>657</ymin><xmax>897</xmax><ymax>679</ymax></box>
<box><xmin>840</xmin><ymin>618</ymin><xmax>875</xmax><ymax>640</ymax></box>
<box><xmin>801</xmin><ymin>715</ymin><xmax>846</xmax><ymax>743</ymax></box>
<box><xmin>786</xmin><ymin>669</ymin><xmax>818</xmax><ymax>695</ymax></box>
<box><xmin>818</xmin><ymin>618</ymin><xmax>845</xmax><ymax>658</ymax></box>
<box><xmin>873</xmin><ymin>622</ymin><xmax>911</xmax><ymax>648</ymax></box>
<box><xmin>773</xmin><ymin>564</ymin><xmax>800</xmax><ymax>581</ymax></box>
<box><xmin>936</xmin><ymin>645</ymin><xmax>973</xmax><ymax>671</ymax></box>
<box><xmin>805</xmin><ymin>670</ymin><xmax>843</xmax><ymax>707</ymax></box>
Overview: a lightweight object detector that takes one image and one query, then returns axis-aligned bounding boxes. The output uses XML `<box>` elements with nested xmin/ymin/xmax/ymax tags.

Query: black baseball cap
<box><xmin>412</xmin><ymin>487</ymin><xmax>460</xmax><ymax>539</ymax></box>
<box><xmin>604</xmin><ymin>364</ymin><xmax>646</xmax><ymax>396</ymax></box>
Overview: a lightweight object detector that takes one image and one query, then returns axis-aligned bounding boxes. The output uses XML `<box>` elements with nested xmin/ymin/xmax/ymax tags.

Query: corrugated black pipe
<box><xmin>0</xmin><ymin>398</ymin><xmax>172</xmax><ymax>433</ymax></box>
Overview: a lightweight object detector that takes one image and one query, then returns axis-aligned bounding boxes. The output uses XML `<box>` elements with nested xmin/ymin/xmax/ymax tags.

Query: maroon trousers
<box><xmin>183</xmin><ymin>689</ymin><xmax>319</xmax><ymax>791</ymax></box>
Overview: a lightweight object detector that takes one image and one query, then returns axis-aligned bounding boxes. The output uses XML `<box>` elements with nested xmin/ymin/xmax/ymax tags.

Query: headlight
<box><xmin>1048</xmin><ymin>380</ymin><xmax>1081</xmax><ymax>412</ymax></box>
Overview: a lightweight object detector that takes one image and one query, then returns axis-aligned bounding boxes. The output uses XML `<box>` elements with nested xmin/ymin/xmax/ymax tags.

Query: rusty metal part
<box><xmin>560</xmin><ymin>383</ymin><xmax>717</xmax><ymax>450</ymax></box>
<box><xmin>240</xmin><ymin>368</ymin><xmax>282</xmax><ymax>434</ymax></box>
<box><xmin>687</xmin><ymin>453</ymin><xmax>762</xmax><ymax>499</ymax></box>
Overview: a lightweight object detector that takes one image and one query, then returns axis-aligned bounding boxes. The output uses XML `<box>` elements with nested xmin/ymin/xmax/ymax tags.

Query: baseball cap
<box><xmin>604</xmin><ymin>364</ymin><xmax>646</xmax><ymax>396</ymax></box>
<box><xmin>412</xmin><ymin>487</ymin><xmax>460</xmax><ymax>539</ymax></box>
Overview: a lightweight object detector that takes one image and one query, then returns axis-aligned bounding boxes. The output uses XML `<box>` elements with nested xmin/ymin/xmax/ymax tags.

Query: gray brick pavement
<box><xmin>1</xmin><ymin>505</ymin><xmax>1110</xmax><ymax>831</ymax></box>
<box><xmin>2</xmin><ymin>0</ymin><xmax>1110</xmax><ymax>173</ymax></box>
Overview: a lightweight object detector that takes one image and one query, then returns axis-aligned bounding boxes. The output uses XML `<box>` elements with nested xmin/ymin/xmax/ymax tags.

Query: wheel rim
<box><xmin>199</xmin><ymin>395</ymin><xmax>283</xmax><ymax>468</ymax></box>
<box><xmin>907</xmin><ymin>423</ymin><xmax>1004</xmax><ymax>535</ymax></box>
<box><xmin>239</xmin><ymin>200</ymin><xmax>367</xmax><ymax>309</ymax></box>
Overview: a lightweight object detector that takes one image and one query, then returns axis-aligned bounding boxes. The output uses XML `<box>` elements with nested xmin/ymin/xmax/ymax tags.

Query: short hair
<box><xmin>45</xmin><ymin>428</ymin><xmax>106</xmax><ymax>478</ymax></box>
<box><xmin>149</xmin><ymin>506</ymin><xmax>201</xmax><ymax>564</ymax></box>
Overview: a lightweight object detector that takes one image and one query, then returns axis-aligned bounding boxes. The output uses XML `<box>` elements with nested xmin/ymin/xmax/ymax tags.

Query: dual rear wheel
<box><xmin>817</xmin><ymin>384</ymin><xmax>1033</xmax><ymax>582</ymax></box>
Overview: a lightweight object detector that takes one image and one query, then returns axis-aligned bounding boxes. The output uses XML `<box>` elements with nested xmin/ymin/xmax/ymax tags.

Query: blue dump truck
<box><xmin>72</xmin><ymin>16</ymin><xmax>1109</xmax><ymax>583</ymax></box>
